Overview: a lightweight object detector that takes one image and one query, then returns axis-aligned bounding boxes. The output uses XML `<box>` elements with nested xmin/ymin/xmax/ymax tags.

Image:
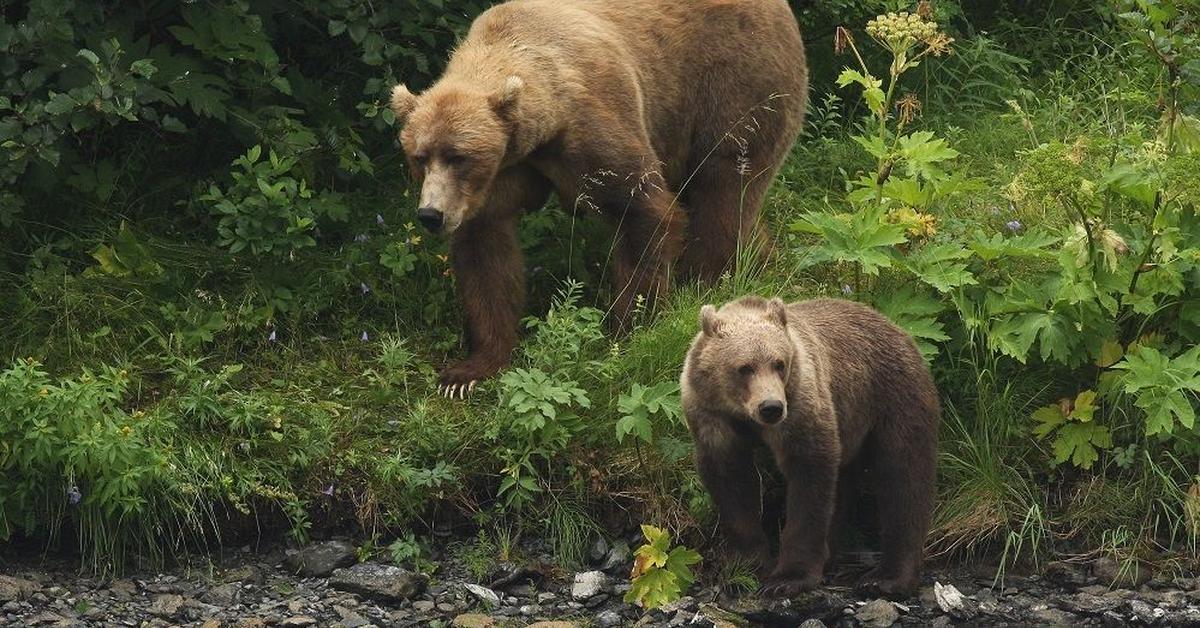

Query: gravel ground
<box><xmin>4</xmin><ymin>536</ymin><xmax>1200</xmax><ymax>627</ymax></box>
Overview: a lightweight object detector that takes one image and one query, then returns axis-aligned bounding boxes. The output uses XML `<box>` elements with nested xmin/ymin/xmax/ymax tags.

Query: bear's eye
<box><xmin>737</xmin><ymin>364</ymin><xmax>755</xmax><ymax>377</ymax></box>
<box><xmin>443</xmin><ymin>153</ymin><xmax>468</xmax><ymax>166</ymax></box>
<box><xmin>773</xmin><ymin>360</ymin><xmax>786</xmax><ymax>373</ymax></box>
<box><xmin>412</xmin><ymin>153</ymin><xmax>429</xmax><ymax>167</ymax></box>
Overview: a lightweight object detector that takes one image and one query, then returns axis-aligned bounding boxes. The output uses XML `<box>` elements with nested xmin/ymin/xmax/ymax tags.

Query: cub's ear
<box><xmin>766</xmin><ymin>298</ymin><xmax>788</xmax><ymax>328</ymax></box>
<box><xmin>489</xmin><ymin>75</ymin><xmax>524</xmax><ymax>119</ymax></box>
<box><xmin>700</xmin><ymin>304</ymin><xmax>723</xmax><ymax>337</ymax></box>
<box><xmin>390</xmin><ymin>84</ymin><xmax>418</xmax><ymax>126</ymax></box>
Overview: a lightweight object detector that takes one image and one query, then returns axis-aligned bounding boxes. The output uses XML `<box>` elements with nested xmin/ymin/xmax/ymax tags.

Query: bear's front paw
<box><xmin>856</xmin><ymin>572</ymin><xmax>919</xmax><ymax>600</ymax></box>
<box><xmin>436</xmin><ymin>360</ymin><xmax>505</xmax><ymax>399</ymax></box>
<box><xmin>758</xmin><ymin>574</ymin><xmax>821</xmax><ymax>598</ymax></box>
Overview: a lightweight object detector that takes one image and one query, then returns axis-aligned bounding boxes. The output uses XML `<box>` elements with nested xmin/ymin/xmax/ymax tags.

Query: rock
<box><xmin>1044</xmin><ymin>560</ymin><xmax>1090</xmax><ymax>589</ymax></box>
<box><xmin>932</xmin><ymin>582</ymin><xmax>964</xmax><ymax>614</ymax></box>
<box><xmin>463</xmin><ymin>583</ymin><xmax>501</xmax><ymax>606</ymax></box>
<box><xmin>1100</xmin><ymin>610</ymin><xmax>1127</xmax><ymax>627</ymax></box>
<box><xmin>334</xmin><ymin>604</ymin><xmax>370</xmax><ymax>628</ymax></box>
<box><xmin>451</xmin><ymin>613</ymin><xmax>495</xmax><ymax>628</ymax></box>
<box><xmin>233</xmin><ymin>618</ymin><xmax>267</xmax><ymax>628</ymax></box>
<box><xmin>25</xmin><ymin>611</ymin><xmax>66</xmax><ymax>625</ymax></box>
<box><xmin>590</xmin><ymin>537</ymin><xmax>610</xmax><ymax>563</ymax></box>
<box><xmin>525</xmin><ymin>623</ymin><xmax>581</xmax><ymax>628</ymax></box>
<box><xmin>223</xmin><ymin>565</ymin><xmax>266</xmax><ymax>585</ymax></box>
<box><xmin>1163</xmin><ymin>607</ymin><xmax>1200</xmax><ymax>625</ymax></box>
<box><xmin>202</xmin><ymin>582</ymin><xmax>242</xmax><ymax>607</ymax></box>
<box><xmin>437</xmin><ymin>602</ymin><xmax>457</xmax><ymax>613</ymax></box>
<box><xmin>601</xmin><ymin>542</ymin><xmax>632</xmax><ymax>573</ymax></box>
<box><xmin>284</xmin><ymin>540</ymin><xmax>357</xmax><ymax>577</ymax></box>
<box><xmin>1092</xmin><ymin>556</ymin><xmax>1152</xmax><ymax>589</ymax></box>
<box><xmin>1028</xmin><ymin>605</ymin><xmax>1080</xmax><ymax>625</ymax></box>
<box><xmin>855</xmin><ymin>599</ymin><xmax>899</xmax><ymax>628</ymax></box>
<box><xmin>929</xmin><ymin>617</ymin><xmax>952</xmax><ymax>628</ymax></box>
<box><xmin>570</xmin><ymin>571</ymin><xmax>608</xmax><ymax>601</ymax></box>
<box><xmin>149</xmin><ymin>594</ymin><xmax>185</xmax><ymax>618</ymax></box>
<box><xmin>799</xmin><ymin>621</ymin><xmax>827</xmax><ymax>628</ymax></box>
<box><xmin>328</xmin><ymin>563</ymin><xmax>427</xmax><ymax>604</ymax></box>
<box><xmin>1128</xmin><ymin>599</ymin><xmax>1165</xmax><ymax>623</ymax></box>
<box><xmin>697</xmin><ymin>603</ymin><xmax>750</xmax><ymax>628</ymax></box>
<box><xmin>536</xmin><ymin>592</ymin><xmax>558</xmax><ymax>604</ymax></box>
<box><xmin>0</xmin><ymin>576</ymin><xmax>38</xmax><ymax>604</ymax></box>
<box><xmin>279</xmin><ymin>616</ymin><xmax>318</xmax><ymax>627</ymax></box>
<box><xmin>519</xmin><ymin>604</ymin><xmax>541</xmax><ymax>616</ymax></box>
<box><xmin>412</xmin><ymin>600</ymin><xmax>436</xmax><ymax>613</ymax></box>
<box><xmin>199</xmin><ymin>620</ymin><xmax>222</xmax><ymax>628</ymax></box>
<box><xmin>1052</xmin><ymin>591</ymin><xmax>1123</xmax><ymax>615</ymax></box>
<box><xmin>593</xmin><ymin>609</ymin><xmax>623</xmax><ymax>627</ymax></box>
<box><xmin>728</xmin><ymin>590</ymin><xmax>847</xmax><ymax>625</ymax></box>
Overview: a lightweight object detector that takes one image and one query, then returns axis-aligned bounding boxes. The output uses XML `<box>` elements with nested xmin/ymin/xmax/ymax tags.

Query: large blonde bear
<box><xmin>391</xmin><ymin>0</ymin><xmax>808</xmax><ymax>395</ymax></box>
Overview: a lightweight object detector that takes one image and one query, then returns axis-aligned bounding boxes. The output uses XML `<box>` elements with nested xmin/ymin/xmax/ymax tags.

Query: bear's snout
<box><xmin>757</xmin><ymin>399</ymin><xmax>785</xmax><ymax>424</ymax></box>
<box><xmin>417</xmin><ymin>206</ymin><xmax>445</xmax><ymax>233</ymax></box>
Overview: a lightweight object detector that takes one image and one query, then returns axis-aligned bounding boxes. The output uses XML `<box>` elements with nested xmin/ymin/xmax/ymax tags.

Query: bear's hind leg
<box><xmin>677</xmin><ymin>155</ymin><xmax>776</xmax><ymax>283</ymax></box>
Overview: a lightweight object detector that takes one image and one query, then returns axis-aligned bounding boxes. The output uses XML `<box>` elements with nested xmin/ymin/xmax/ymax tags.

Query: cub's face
<box><xmin>697</xmin><ymin>299</ymin><xmax>795</xmax><ymax>426</ymax></box>
<box><xmin>389</xmin><ymin>77</ymin><xmax>522</xmax><ymax>235</ymax></box>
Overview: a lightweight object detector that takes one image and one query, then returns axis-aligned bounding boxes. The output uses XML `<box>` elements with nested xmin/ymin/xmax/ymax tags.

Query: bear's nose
<box><xmin>417</xmin><ymin>207</ymin><xmax>444</xmax><ymax>233</ymax></box>
<box><xmin>758</xmin><ymin>399</ymin><xmax>785</xmax><ymax>424</ymax></box>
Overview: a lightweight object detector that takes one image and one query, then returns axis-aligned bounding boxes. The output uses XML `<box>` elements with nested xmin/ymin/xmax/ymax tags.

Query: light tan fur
<box><xmin>392</xmin><ymin>0</ymin><xmax>808</xmax><ymax>388</ymax></box>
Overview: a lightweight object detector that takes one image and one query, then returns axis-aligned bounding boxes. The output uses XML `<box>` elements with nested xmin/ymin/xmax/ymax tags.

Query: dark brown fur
<box><xmin>681</xmin><ymin>296</ymin><xmax>939</xmax><ymax>599</ymax></box>
<box><xmin>391</xmin><ymin>0</ymin><xmax>808</xmax><ymax>388</ymax></box>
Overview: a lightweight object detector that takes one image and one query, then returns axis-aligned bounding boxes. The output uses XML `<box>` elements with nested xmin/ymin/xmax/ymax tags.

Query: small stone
<box><xmin>570</xmin><ymin>571</ymin><xmax>608</xmax><ymax>601</ymax></box>
<box><xmin>223</xmin><ymin>566</ymin><xmax>266</xmax><ymax>585</ymax></box>
<box><xmin>601</xmin><ymin>542</ymin><xmax>631</xmax><ymax>573</ymax></box>
<box><xmin>536</xmin><ymin>592</ymin><xmax>557</xmax><ymax>604</ymax></box>
<box><xmin>595</xmin><ymin>609</ymin><xmax>623</xmax><ymax>627</ymax></box>
<box><xmin>1128</xmin><ymin>599</ymin><xmax>1165</xmax><ymax>623</ymax></box>
<box><xmin>932</xmin><ymin>582</ymin><xmax>964</xmax><ymax>614</ymax></box>
<box><xmin>451</xmin><ymin>613</ymin><xmax>496</xmax><ymax>628</ymax></box>
<box><xmin>520</xmin><ymin>604</ymin><xmax>542</xmax><ymax>616</ymax></box>
<box><xmin>202</xmin><ymin>582</ymin><xmax>242</xmax><ymax>607</ymax></box>
<box><xmin>525</xmin><ymin>622</ymin><xmax>581</xmax><ymax>628</ymax></box>
<box><xmin>284</xmin><ymin>540</ymin><xmax>358</xmax><ymax>577</ymax></box>
<box><xmin>0</xmin><ymin>576</ymin><xmax>38</xmax><ymax>603</ymax></box>
<box><xmin>149</xmin><ymin>594</ymin><xmax>185</xmax><ymax>618</ymax></box>
<box><xmin>1053</xmin><ymin>591</ymin><xmax>1123</xmax><ymax>615</ymax></box>
<box><xmin>463</xmin><ymin>583</ymin><xmax>501</xmax><ymax>606</ymax></box>
<box><xmin>1029</xmin><ymin>607</ymin><xmax>1080</xmax><ymax>625</ymax></box>
<box><xmin>279</xmin><ymin>616</ymin><xmax>318</xmax><ymax>627</ymax></box>
<box><xmin>437</xmin><ymin>602</ymin><xmax>457</xmax><ymax>612</ymax></box>
<box><xmin>855</xmin><ymin>598</ymin><xmax>899</xmax><ymax>628</ymax></box>
<box><xmin>698</xmin><ymin>603</ymin><xmax>750</xmax><ymax>628</ymax></box>
<box><xmin>334</xmin><ymin>605</ymin><xmax>370</xmax><ymax>628</ymax></box>
<box><xmin>199</xmin><ymin>620</ymin><xmax>221</xmax><ymax>628</ymax></box>
<box><xmin>412</xmin><ymin>600</ymin><xmax>436</xmax><ymax>613</ymax></box>
<box><xmin>1093</xmin><ymin>556</ymin><xmax>1152</xmax><ymax>589</ymax></box>
<box><xmin>929</xmin><ymin>617</ymin><xmax>952</xmax><ymax>628</ymax></box>
<box><xmin>328</xmin><ymin>563</ymin><xmax>427</xmax><ymax>604</ymax></box>
<box><xmin>589</xmin><ymin>538</ymin><xmax>609</xmax><ymax>563</ymax></box>
<box><xmin>233</xmin><ymin>618</ymin><xmax>267</xmax><ymax>628</ymax></box>
<box><xmin>1044</xmin><ymin>561</ymin><xmax>1090</xmax><ymax>589</ymax></box>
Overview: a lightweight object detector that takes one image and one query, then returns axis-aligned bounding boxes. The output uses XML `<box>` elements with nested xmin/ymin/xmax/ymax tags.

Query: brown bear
<box><xmin>389</xmin><ymin>0</ymin><xmax>808</xmax><ymax>396</ymax></box>
<box><xmin>681</xmin><ymin>296</ymin><xmax>939</xmax><ymax>599</ymax></box>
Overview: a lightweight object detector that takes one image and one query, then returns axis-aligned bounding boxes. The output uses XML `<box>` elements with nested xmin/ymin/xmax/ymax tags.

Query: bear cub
<box><xmin>681</xmin><ymin>296</ymin><xmax>939</xmax><ymax>599</ymax></box>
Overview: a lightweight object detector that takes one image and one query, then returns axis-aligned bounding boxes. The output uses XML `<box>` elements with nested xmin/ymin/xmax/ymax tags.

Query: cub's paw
<box><xmin>758</xmin><ymin>574</ymin><xmax>821</xmax><ymax>598</ymax></box>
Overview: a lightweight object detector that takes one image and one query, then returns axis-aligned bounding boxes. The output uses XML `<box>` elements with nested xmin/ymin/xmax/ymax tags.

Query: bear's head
<box><xmin>693</xmin><ymin>297</ymin><xmax>797</xmax><ymax>426</ymax></box>
<box><xmin>389</xmin><ymin>76</ymin><xmax>524</xmax><ymax>235</ymax></box>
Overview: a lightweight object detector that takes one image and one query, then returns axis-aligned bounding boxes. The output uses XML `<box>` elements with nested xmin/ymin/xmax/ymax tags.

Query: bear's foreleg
<box><xmin>437</xmin><ymin>167</ymin><xmax>551</xmax><ymax>395</ymax></box>
<box><xmin>761</xmin><ymin>451</ymin><xmax>838</xmax><ymax>597</ymax></box>
<box><xmin>691</xmin><ymin>421</ymin><xmax>772</xmax><ymax>576</ymax></box>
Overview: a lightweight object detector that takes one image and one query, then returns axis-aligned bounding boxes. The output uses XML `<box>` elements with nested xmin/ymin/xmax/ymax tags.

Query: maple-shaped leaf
<box><xmin>624</xmin><ymin>566</ymin><xmax>681</xmax><ymax>609</ymax></box>
<box><xmin>1051</xmin><ymin>422</ymin><xmax>1111</xmax><ymax>469</ymax></box>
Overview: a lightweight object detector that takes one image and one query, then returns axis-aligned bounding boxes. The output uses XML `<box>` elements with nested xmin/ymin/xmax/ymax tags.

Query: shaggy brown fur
<box><xmin>681</xmin><ymin>296</ymin><xmax>939</xmax><ymax>599</ymax></box>
<box><xmin>390</xmin><ymin>0</ymin><xmax>808</xmax><ymax>390</ymax></box>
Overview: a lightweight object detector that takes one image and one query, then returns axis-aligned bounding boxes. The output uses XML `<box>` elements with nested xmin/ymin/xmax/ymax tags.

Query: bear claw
<box><xmin>437</xmin><ymin>380</ymin><xmax>477</xmax><ymax>399</ymax></box>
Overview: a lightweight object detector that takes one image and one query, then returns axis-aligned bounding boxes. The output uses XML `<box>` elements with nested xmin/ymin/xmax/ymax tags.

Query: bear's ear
<box><xmin>766</xmin><ymin>298</ymin><xmax>788</xmax><ymax>328</ymax></box>
<box><xmin>700</xmin><ymin>304</ymin><xmax>723</xmax><ymax>337</ymax></box>
<box><xmin>390</xmin><ymin>84</ymin><xmax>418</xmax><ymax>126</ymax></box>
<box><xmin>489</xmin><ymin>75</ymin><xmax>524</xmax><ymax>119</ymax></box>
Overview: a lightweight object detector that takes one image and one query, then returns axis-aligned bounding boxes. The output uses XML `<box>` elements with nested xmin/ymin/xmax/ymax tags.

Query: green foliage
<box><xmin>624</xmin><ymin>524</ymin><xmax>701</xmax><ymax>610</ymax></box>
<box><xmin>615</xmin><ymin>382</ymin><xmax>682</xmax><ymax>445</ymax></box>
